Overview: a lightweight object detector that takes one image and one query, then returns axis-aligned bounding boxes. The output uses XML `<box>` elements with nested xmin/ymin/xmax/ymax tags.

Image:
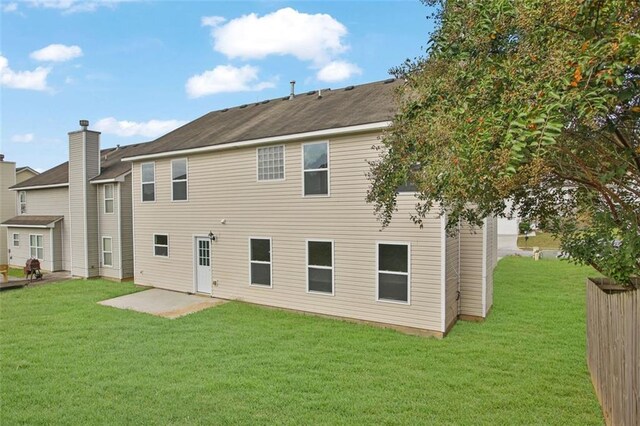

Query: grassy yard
<box><xmin>7</xmin><ymin>267</ymin><xmax>24</xmax><ymax>278</ymax></box>
<box><xmin>517</xmin><ymin>231</ymin><xmax>561</xmax><ymax>250</ymax></box>
<box><xmin>0</xmin><ymin>257</ymin><xmax>602</xmax><ymax>425</ymax></box>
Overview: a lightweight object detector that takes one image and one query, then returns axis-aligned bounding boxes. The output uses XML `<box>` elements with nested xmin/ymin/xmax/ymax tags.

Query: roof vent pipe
<box><xmin>79</xmin><ymin>119</ymin><xmax>89</xmax><ymax>130</ymax></box>
<box><xmin>317</xmin><ymin>89</ymin><xmax>322</xmax><ymax>99</ymax></box>
<box><xmin>289</xmin><ymin>80</ymin><xmax>296</xmax><ymax>100</ymax></box>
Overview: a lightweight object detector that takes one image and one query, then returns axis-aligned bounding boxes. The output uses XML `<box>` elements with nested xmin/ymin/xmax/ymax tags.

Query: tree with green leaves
<box><xmin>367</xmin><ymin>0</ymin><xmax>639</xmax><ymax>285</ymax></box>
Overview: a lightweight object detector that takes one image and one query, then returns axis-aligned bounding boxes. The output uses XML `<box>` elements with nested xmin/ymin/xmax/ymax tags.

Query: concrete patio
<box><xmin>98</xmin><ymin>288</ymin><xmax>227</xmax><ymax>319</ymax></box>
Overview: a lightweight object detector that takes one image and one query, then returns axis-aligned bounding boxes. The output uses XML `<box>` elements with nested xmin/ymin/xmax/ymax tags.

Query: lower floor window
<box><xmin>102</xmin><ymin>237</ymin><xmax>113</xmax><ymax>267</ymax></box>
<box><xmin>377</xmin><ymin>242</ymin><xmax>410</xmax><ymax>303</ymax></box>
<box><xmin>12</xmin><ymin>233</ymin><xmax>19</xmax><ymax>247</ymax></box>
<box><xmin>29</xmin><ymin>234</ymin><xmax>44</xmax><ymax>260</ymax></box>
<box><xmin>250</xmin><ymin>238</ymin><xmax>271</xmax><ymax>286</ymax></box>
<box><xmin>154</xmin><ymin>234</ymin><xmax>169</xmax><ymax>257</ymax></box>
<box><xmin>307</xmin><ymin>240</ymin><xmax>333</xmax><ymax>294</ymax></box>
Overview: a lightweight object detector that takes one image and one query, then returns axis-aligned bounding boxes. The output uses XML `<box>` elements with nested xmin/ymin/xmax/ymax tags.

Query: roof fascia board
<box><xmin>90</xmin><ymin>171</ymin><xmax>131</xmax><ymax>184</ymax></box>
<box><xmin>121</xmin><ymin>121</ymin><xmax>391</xmax><ymax>162</ymax></box>
<box><xmin>9</xmin><ymin>183</ymin><xmax>69</xmax><ymax>191</ymax></box>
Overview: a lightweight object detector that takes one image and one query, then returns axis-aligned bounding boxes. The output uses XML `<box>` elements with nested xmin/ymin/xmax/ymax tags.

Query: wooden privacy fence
<box><xmin>586</xmin><ymin>278</ymin><xmax>639</xmax><ymax>426</ymax></box>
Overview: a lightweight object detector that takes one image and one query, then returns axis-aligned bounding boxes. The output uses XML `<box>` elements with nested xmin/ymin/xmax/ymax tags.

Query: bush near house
<box><xmin>0</xmin><ymin>257</ymin><xmax>602</xmax><ymax>424</ymax></box>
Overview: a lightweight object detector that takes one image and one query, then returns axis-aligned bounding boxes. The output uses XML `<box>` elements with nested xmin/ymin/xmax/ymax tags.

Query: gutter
<box><xmin>9</xmin><ymin>183</ymin><xmax>69</xmax><ymax>191</ymax></box>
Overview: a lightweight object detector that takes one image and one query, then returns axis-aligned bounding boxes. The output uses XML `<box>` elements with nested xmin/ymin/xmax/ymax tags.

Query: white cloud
<box><xmin>94</xmin><ymin>117</ymin><xmax>187</xmax><ymax>138</ymax></box>
<box><xmin>30</xmin><ymin>44</ymin><xmax>83</xmax><ymax>62</ymax></box>
<box><xmin>27</xmin><ymin>0</ymin><xmax>131</xmax><ymax>14</ymax></box>
<box><xmin>11</xmin><ymin>133</ymin><xmax>35</xmax><ymax>143</ymax></box>
<box><xmin>186</xmin><ymin>64</ymin><xmax>275</xmax><ymax>98</ymax></box>
<box><xmin>201</xmin><ymin>16</ymin><xmax>225</xmax><ymax>27</ymax></box>
<box><xmin>207</xmin><ymin>8</ymin><xmax>348</xmax><ymax>65</ymax></box>
<box><xmin>0</xmin><ymin>55</ymin><xmax>50</xmax><ymax>91</ymax></box>
<box><xmin>317</xmin><ymin>61</ymin><xmax>362</xmax><ymax>82</ymax></box>
<box><xmin>2</xmin><ymin>3</ymin><xmax>18</xmax><ymax>12</ymax></box>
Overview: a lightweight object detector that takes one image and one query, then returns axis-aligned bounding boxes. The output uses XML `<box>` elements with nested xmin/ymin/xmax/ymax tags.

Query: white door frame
<box><xmin>192</xmin><ymin>235</ymin><xmax>212</xmax><ymax>294</ymax></box>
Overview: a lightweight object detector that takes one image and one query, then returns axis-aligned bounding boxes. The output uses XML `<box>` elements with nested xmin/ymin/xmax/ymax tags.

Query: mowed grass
<box><xmin>518</xmin><ymin>231</ymin><xmax>561</xmax><ymax>250</ymax></box>
<box><xmin>0</xmin><ymin>257</ymin><xmax>602</xmax><ymax>425</ymax></box>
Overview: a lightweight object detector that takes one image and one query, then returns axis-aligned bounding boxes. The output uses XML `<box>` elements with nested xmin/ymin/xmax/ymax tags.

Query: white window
<box><xmin>303</xmin><ymin>142</ymin><xmax>329</xmax><ymax>196</ymax></box>
<box><xmin>19</xmin><ymin>191</ymin><xmax>26</xmax><ymax>214</ymax></box>
<box><xmin>29</xmin><ymin>234</ymin><xmax>44</xmax><ymax>260</ymax></box>
<box><xmin>249</xmin><ymin>238</ymin><xmax>271</xmax><ymax>287</ymax></box>
<box><xmin>377</xmin><ymin>242</ymin><xmax>410</xmax><ymax>304</ymax></box>
<box><xmin>307</xmin><ymin>240</ymin><xmax>334</xmax><ymax>294</ymax></box>
<box><xmin>104</xmin><ymin>184</ymin><xmax>114</xmax><ymax>214</ymax></box>
<box><xmin>141</xmin><ymin>162</ymin><xmax>155</xmax><ymax>202</ymax></box>
<box><xmin>257</xmin><ymin>145</ymin><xmax>285</xmax><ymax>181</ymax></box>
<box><xmin>12</xmin><ymin>233</ymin><xmax>19</xmax><ymax>247</ymax></box>
<box><xmin>171</xmin><ymin>159</ymin><xmax>188</xmax><ymax>201</ymax></box>
<box><xmin>102</xmin><ymin>237</ymin><xmax>113</xmax><ymax>267</ymax></box>
<box><xmin>153</xmin><ymin>234</ymin><xmax>169</xmax><ymax>257</ymax></box>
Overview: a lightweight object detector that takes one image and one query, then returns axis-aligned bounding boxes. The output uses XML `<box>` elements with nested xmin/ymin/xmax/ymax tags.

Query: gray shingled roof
<box><xmin>10</xmin><ymin>141</ymin><xmax>151</xmax><ymax>189</ymax></box>
<box><xmin>124</xmin><ymin>78</ymin><xmax>402</xmax><ymax>158</ymax></box>
<box><xmin>1</xmin><ymin>215</ymin><xmax>64</xmax><ymax>227</ymax></box>
<box><xmin>11</xmin><ymin>79</ymin><xmax>401</xmax><ymax>188</ymax></box>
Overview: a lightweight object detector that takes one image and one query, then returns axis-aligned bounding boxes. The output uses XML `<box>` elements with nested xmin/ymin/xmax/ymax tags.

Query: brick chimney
<box><xmin>68</xmin><ymin>120</ymin><xmax>101</xmax><ymax>277</ymax></box>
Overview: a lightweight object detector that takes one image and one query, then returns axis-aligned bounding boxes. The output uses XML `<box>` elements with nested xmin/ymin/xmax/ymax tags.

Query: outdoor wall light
<box><xmin>208</xmin><ymin>231</ymin><xmax>217</xmax><ymax>242</ymax></box>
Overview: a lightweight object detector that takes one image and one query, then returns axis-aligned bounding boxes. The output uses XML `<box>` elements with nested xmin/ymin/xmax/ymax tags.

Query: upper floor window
<box><xmin>19</xmin><ymin>191</ymin><xmax>26</xmax><ymax>214</ymax></box>
<box><xmin>141</xmin><ymin>163</ymin><xmax>155</xmax><ymax>202</ymax></box>
<box><xmin>171</xmin><ymin>159</ymin><xmax>188</xmax><ymax>201</ymax></box>
<box><xmin>257</xmin><ymin>145</ymin><xmax>285</xmax><ymax>181</ymax></box>
<box><xmin>303</xmin><ymin>142</ymin><xmax>329</xmax><ymax>196</ymax></box>
<box><xmin>377</xmin><ymin>242</ymin><xmax>410</xmax><ymax>304</ymax></box>
<box><xmin>104</xmin><ymin>184</ymin><xmax>114</xmax><ymax>213</ymax></box>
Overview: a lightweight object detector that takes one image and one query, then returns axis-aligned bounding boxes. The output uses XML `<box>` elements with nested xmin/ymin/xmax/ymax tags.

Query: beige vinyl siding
<box><xmin>459</xmin><ymin>224</ymin><xmax>484</xmax><ymax>317</ymax></box>
<box><xmin>119</xmin><ymin>174</ymin><xmax>134</xmax><ymax>278</ymax></box>
<box><xmin>15</xmin><ymin>169</ymin><xmax>38</xmax><ymax>184</ymax></box>
<box><xmin>445</xmin><ymin>229</ymin><xmax>460</xmax><ymax>330</ymax></box>
<box><xmin>0</xmin><ymin>161</ymin><xmax>16</xmax><ymax>265</ymax></box>
<box><xmin>98</xmin><ymin>183</ymin><xmax>122</xmax><ymax>279</ymax></box>
<box><xmin>69</xmin><ymin>130</ymin><xmax>100</xmax><ymax>277</ymax></box>
<box><xmin>52</xmin><ymin>224</ymin><xmax>63</xmax><ymax>271</ymax></box>
<box><xmin>15</xmin><ymin>187</ymin><xmax>71</xmax><ymax>271</ymax></box>
<box><xmin>132</xmin><ymin>132</ymin><xmax>445</xmax><ymax>331</ymax></box>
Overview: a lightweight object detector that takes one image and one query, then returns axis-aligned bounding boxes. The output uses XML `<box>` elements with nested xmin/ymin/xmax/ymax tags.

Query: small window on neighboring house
<box><xmin>303</xmin><ymin>142</ymin><xmax>329</xmax><ymax>196</ymax></box>
<box><xmin>141</xmin><ymin>163</ymin><xmax>155</xmax><ymax>202</ymax></box>
<box><xmin>257</xmin><ymin>145</ymin><xmax>285</xmax><ymax>181</ymax></box>
<box><xmin>153</xmin><ymin>234</ymin><xmax>169</xmax><ymax>257</ymax></box>
<box><xmin>171</xmin><ymin>159</ymin><xmax>188</xmax><ymax>201</ymax></box>
<box><xmin>377</xmin><ymin>242</ymin><xmax>410</xmax><ymax>303</ymax></box>
<box><xmin>307</xmin><ymin>240</ymin><xmax>334</xmax><ymax>294</ymax></box>
<box><xmin>102</xmin><ymin>237</ymin><xmax>113</xmax><ymax>267</ymax></box>
<box><xmin>12</xmin><ymin>234</ymin><xmax>19</xmax><ymax>247</ymax></box>
<box><xmin>104</xmin><ymin>184</ymin><xmax>114</xmax><ymax>213</ymax></box>
<box><xmin>249</xmin><ymin>238</ymin><xmax>272</xmax><ymax>287</ymax></box>
<box><xmin>19</xmin><ymin>191</ymin><xmax>26</xmax><ymax>214</ymax></box>
<box><xmin>29</xmin><ymin>235</ymin><xmax>44</xmax><ymax>260</ymax></box>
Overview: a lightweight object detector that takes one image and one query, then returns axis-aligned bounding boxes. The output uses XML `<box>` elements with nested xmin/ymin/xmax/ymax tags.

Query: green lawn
<box><xmin>0</xmin><ymin>257</ymin><xmax>602</xmax><ymax>425</ymax></box>
<box><xmin>8</xmin><ymin>267</ymin><xmax>24</xmax><ymax>278</ymax></box>
<box><xmin>518</xmin><ymin>231</ymin><xmax>561</xmax><ymax>250</ymax></box>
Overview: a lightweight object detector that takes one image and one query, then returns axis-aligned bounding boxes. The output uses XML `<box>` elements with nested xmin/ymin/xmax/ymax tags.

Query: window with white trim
<box><xmin>29</xmin><ymin>234</ymin><xmax>44</xmax><ymax>260</ymax></box>
<box><xmin>141</xmin><ymin>163</ymin><xmax>155</xmax><ymax>202</ymax></box>
<box><xmin>249</xmin><ymin>238</ymin><xmax>271</xmax><ymax>286</ymax></box>
<box><xmin>19</xmin><ymin>191</ymin><xmax>26</xmax><ymax>214</ymax></box>
<box><xmin>307</xmin><ymin>240</ymin><xmax>333</xmax><ymax>294</ymax></box>
<box><xmin>377</xmin><ymin>243</ymin><xmax>410</xmax><ymax>303</ymax></box>
<box><xmin>153</xmin><ymin>234</ymin><xmax>169</xmax><ymax>257</ymax></box>
<box><xmin>104</xmin><ymin>184</ymin><xmax>114</xmax><ymax>213</ymax></box>
<box><xmin>303</xmin><ymin>142</ymin><xmax>329</xmax><ymax>196</ymax></box>
<box><xmin>12</xmin><ymin>233</ymin><xmax>19</xmax><ymax>247</ymax></box>
<box><xmin>171</xmin><ymin>159</ymin><xmax>188</xmax><ymax>201</ymax></box>
<box><xmin>257</xmin><ymin>145</ymin><xmax>285</xmax><ymax>181</ymax></box>
<box><xmin>102</xmin><ymin>237</ymin><xmax>113</xmax><ymax>267</ymax></box>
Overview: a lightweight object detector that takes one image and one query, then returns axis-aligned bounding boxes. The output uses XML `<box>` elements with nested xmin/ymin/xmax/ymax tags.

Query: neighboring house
<box><xmin>119</xmin><ymin>79</ymin><xmax>498</xmax><ymax>336</ymax></box>
<box><xmin>1</xmin><ymin>124</ymin><xmax>143</xmax><ymax>280</ymax></box>
<box><xmin>0</xmin><ymin>156</ymin><xmax>39</xmax><ymax>267</ymax></box>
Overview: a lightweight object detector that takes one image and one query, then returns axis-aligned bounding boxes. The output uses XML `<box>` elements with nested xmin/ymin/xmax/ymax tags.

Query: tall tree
<box><xmin>368</xmin><ymin>0</ymin><xmax>639</xmax><ymax>285</ymax></box>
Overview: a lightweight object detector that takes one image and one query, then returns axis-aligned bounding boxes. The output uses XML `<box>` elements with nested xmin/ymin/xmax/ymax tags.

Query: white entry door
<box><xmin>195</xmin><ymin>237</ymin><xmax>212</xmax><ymax>294</ymax></box>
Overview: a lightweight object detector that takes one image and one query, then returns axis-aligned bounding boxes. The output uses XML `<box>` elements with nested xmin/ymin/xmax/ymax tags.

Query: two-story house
<box><xmin>120</xmin><ymin>79</ymin><xmax>497</xmax><ymax>336</ymax></box>
<box><xmin>1</xmin><ymin>123</ymin><xmax>143</xmax><ymax>280</ymax></box>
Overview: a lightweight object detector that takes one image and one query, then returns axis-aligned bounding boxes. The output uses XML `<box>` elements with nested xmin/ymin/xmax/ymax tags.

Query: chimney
<box><xmin>68</xmin><ymin>119</ymin><xmax>101</xmax><ymax>278</ymax></box>
<box><xmin>0</xmin><ymin>154</ymin><xmax>4</xmax><ymax>161</ymax></box>
<box><xmin>289</xmin><ymin>80</ymin><xmax>296</xmax><ymax>100</ymax></box>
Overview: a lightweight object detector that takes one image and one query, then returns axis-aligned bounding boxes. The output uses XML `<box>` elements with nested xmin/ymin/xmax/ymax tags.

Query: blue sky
<box><xmin>1</xmin><ymin>0</ymin><xmax>434</xmax><ymax>171</ymax></box>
